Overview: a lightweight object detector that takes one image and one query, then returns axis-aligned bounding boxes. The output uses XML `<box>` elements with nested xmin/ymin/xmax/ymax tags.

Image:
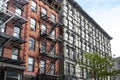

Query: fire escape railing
<box><xmin>0</xmin><ymin>0</ymin><xmax>28</xmax><ymax>48</ymax></box>
<box><xmin>38</xmin><ymin>13</ymin><xmax>63</xmax><ymax>79</ymax></box>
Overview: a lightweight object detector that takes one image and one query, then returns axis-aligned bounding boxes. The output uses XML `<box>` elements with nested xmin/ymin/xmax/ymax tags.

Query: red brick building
<box><xmin>0</xmin><ymin>0</ymin><xmax>63</xmax><ymax>80</ymax></box>
<box><xmin>0</xmin><ymin>0</ymin><xmax>28</xmax><ymax>80</ymax></box>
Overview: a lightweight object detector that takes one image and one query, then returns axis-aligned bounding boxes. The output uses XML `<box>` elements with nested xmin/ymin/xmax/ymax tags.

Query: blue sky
<box><xmin>75</xmin><ymin>0</ymin><xmax>120</xmax><ymax>57</ymax></box>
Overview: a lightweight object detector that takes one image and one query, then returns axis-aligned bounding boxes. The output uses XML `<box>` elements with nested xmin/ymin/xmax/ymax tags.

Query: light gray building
<box><xmin>59</xmin><ymin>0</ymin><xmax>112</xmax><ymax>80</ymax></box>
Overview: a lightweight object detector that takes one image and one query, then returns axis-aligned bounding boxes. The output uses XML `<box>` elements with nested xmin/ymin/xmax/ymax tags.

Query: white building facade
<box><xmin>59</xmin><ymin>0</ymin><xmax>112</xmax><ymax>80</ymax></box>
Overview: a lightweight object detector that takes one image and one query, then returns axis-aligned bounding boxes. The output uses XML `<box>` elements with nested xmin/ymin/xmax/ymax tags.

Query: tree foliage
<box><xmin>78</xmin><ymin>52</ymin><xmax>120</xmax><ymax>79</ymax></box>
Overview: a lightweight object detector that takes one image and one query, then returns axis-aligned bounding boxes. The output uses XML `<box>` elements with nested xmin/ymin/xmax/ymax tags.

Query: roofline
<box><xmin>67</xmin><ymin>0</ymin><xmax>113</xmax><ymax>40</ymax></box>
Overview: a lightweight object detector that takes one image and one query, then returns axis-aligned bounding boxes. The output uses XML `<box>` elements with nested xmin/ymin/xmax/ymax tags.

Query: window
<box><xmin>69</xmin><ymin>36</ymin><xmax>73</xmax><ymax>44</ymax></box>
<box><xmin>41</xmin><ymin>42</ymin><xmax>46</xmax><ymax>53</ymax></box>
<box><xmin>50</xmin><ymin>47</ymin><xmax>55</xmax><ymax>55</ymax></box>
<box><xmin>41</xmin><ymin>8</ymin><xmax>47</xmax><ymax>16</ymax></box>
<box><xmin>13</xmin><ymin>26</ymin><xmax>20</xmax><ymax>38</ymax></box>
<box><xmin>51</xmin><ymin>14</ymin><xmax>56</xmax><ymax>23</ymax></box>
<box><xmin>72</xmin><ymin>65</ymin><xmax>75</xmax><ymax>76</ymax></box>
<box><xmin>0</xmin><ymin>43</ymin><xmax>3</xmax><ymax>56</ymax></box>
<box><xmin>80</xmin><ymin>68</ymin><xmax>83</xmax><ymax>78</ymax></box>
<box><xmin>30</xmin><ymin>18</ymin><xmax>36</xmax><ymax>30</ymax></box>
<box><xmin>40</xmin><ymin>60</ymin><xmax>45</xmax><ymax>74</ymax></box>
<box><xmin>12</xmin><ymin>47</ymin><xmax>19</xmax><ymax>60</ymax></box>
<box><xmin>50</xmin><ymin>30</ymin><xmax>55</xmax><ymax>39</ymax></box>
<box><xmin>6</xmin><ymin>71</ymin><xmax>22</xmax><ymax>80</ymax></box>
<box><xmin>49</xmin><ymin>64</ymin><xmax>55</xmax><ymax>75</ymax></box>
<box><xmin>71</xmin><ymin>50</ymin><xmax>75</xmax><ymax>60</ymax></box>
<box><xmin>69</xmin><ymin>21</ymin><xmax>73</xmax><ymax>30</ymax></box>
<box><xmin>66</xmin><ymin>63</ymin><xmax>70</xmax><ymax>75</ymax></box>
<box><xmin>28</xmin><ymin>57</ymin><xmax>34</xmax><ymax>71</ymax></box>
<box><xmin>66</xmin><ymin>48</ymin><xmax>69</xmax><ymax>58</ymax></box>
<box><xmin>41</xmin><ymin>24</ymin><xmax>47</xmax><ymax>34</ymax></box>
<box><xmin>15</xmin><ymin>7</ymin><xmax>22</xmax><ymax>16</ymax></box>
<box><xmin>65</xmin><ymin>32</ymin><xmax>69</xmax><ymax>40</ymax></box>
<box><xmin>0</xmin><ymin>1</ymin><xmax>7</xmax><ymax>12</ymax></box>
<box><xmin>29</xmin><ymin>37</ymin><xmax>35</xmax><ymax>50</ymax></box>
<box><xmin>0</xmin><ymin>23</ymin><xmax>5</xmax><ymax>33</ymax></box>
<box><xmin>31</xmin><ymin>0</ymin><xmax>37</xmax><ymax>12</ymax></box>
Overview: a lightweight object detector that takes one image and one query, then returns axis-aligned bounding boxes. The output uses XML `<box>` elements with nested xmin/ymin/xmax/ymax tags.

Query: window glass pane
<box><xmin>41</xmin><ymin>42</ymin><xmax>46</xmax><ymax>53</ymax></box>
<box><xmin>28</xmin><ymin>57</ymin><xmax>34</xmax><ymax>64</ymax></box>
<box><xmin>40</xmin><ymin>61</ymin><xmax>45</xmax><ymax>73</ymax></box>
<box><xmin>0</xmin><ymin>24</ymin><xmax>5</xmax><ymax>33</ymax></box>
<box><xmin>15</xmin><ymin>7</ymin><xmax>22</xmax><ymax>16</ymax></box>
<box><xmin>50</xmin><ymin>47</ymin><xmax>55</xmax><ymax>55</ymax></box>
<box><xmin>6</xmin><ymin>71</ymin><xmax>21</xmax><ymax>80</ymax></box>
<box><xmin>66</xmin><ymin>48</ymin><xmax>69</xmax><ymax>57</ymax></box>
<box><xmin>29</xmin><ymin>37</ymin><xmax>35</xmax><ymax>50</ymax></box>
<box><xmin>42</xmin><ymin>8</ymin><xmax>47</xmax><ymax>16</ymax></box>
<box><xmin>0</xmin><ymin>43</ymin><xmax>3</xmax><ymax>56</ymax></box>
<box><xmin>12</xmin><ymin>55</ymin><xmax>18</xmax><ymax>60</ymax></box>
<box><xmin>28</xmin><ymin>65</ymin><xmax>33</xmax><ymax>71</ymax></box>
<box><xmin>30</xmin><ymin>18</ymin><xmax>36</xmax><ymax>30</ymax></box>
<box><xmin>49</xmin><ymin>64</ymin><xmax>54</xmax><ymax>75</ymax></box>
<box><xmin>51</xmin><ymin>30</ymin><xmax>55</xmax><ymax>37</ymax></box>
<box><xmin>28</xmin><ymin>57</ymin><xmax>34</xmax><ymax>71</ymax></box>
<box><xmin>14</xmin><ymin>27</ymin><xmax>20</xmax><ymax>38</ymax></box>
<box><xmin>51</xmin><ymin>14</ymin><xmax>56</xmax><ymax>23</ymax></box>
<box><xmin>31</xmin><ymin>0</ymin><xmax>36</xmax><ymax>12</ymax></box>
<box><xmin>12</xmin><ymin>47</ymin><xmax>19</xmax><ymax>60</ymax></box>
<box><xmin>41</xmin><ymin>24</ymin><xmax>47</xmax><ymax>34</ymax></box>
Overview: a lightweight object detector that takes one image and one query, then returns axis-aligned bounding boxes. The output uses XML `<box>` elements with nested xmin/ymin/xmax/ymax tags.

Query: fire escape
<box><xmin>37</xmin><ymin>7</ymin><xmax>63</xmax><ymax>80</ymax></box>
<box><xmin>0</xmin><ymin>0</ymin><xmax>28</xmax><ymax>69</ymax></box>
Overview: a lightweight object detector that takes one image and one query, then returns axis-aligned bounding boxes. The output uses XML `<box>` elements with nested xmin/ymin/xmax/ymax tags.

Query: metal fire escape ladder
<box><xmin>47</xmin><ymin>41</ymin><xmax>58</xmax><ymax>54</ymax></box>
<box><xmin>48</xmin><ymin>23</ymin><xmax>59</xmax><ymax>34</ymax></box>
<box><xmin>46</xmin><ymin>62</ymin><xmax>54</xmax><ymax>74</ymax></box>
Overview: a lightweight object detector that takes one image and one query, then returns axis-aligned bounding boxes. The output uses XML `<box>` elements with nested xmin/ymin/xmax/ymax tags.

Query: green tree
<box><xmin>78</xmin><ymin>52</ymin><xmax>120</xmax><ymax>80</ymax></box>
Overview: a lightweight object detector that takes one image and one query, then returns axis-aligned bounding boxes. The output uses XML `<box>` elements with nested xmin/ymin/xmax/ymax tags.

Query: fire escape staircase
<box><xmin>0</xmin><ymin>0</ymin><xmax>28</xmax><ymax>48</ymax></box>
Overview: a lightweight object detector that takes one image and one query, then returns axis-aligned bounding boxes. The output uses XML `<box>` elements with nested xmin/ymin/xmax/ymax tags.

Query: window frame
<box><xmin>28</xmin><ymin>57</ymin><xmax>34</xmax><ymax>72</ymax></box>
<box><xmin>0</xmin><ymin>23</ymin><xmax>6</xmax><ymax>33</ymax></box>
<box><xmin>12</xmin><ymin>47</ymin><xmax>20</xmax><ymax>60</ymax></box>
<box><xmin>13</xmin><ymin>26</ymin><xmax>21</xmax><ymax>38</ymax></box>
<box><xmin>31</xmin><ymin>0</ymin><xmax>37</xmax><ymax>12</ymax></box>
<box><xmin>41</xmin><ymin>42</ymin><xmax>46</xmax><ymax>53</ymax></box>
<box><xmin>15</xmin><ymin>7</ymin><xmax>22</xmax><ymax>16</ymax></box>
<box><xmin>50</xmin><ymin>13</ymin><xmax>56</xmax><ymax>23</ymax></box>
<box><xmin>0</xmin><ymin>42</ymin><xmax>3</xmax><ymax>56</ymax></box>
<box><xmin>29</xmin><ymin>37</ymin><xmax>35</xmax><ymax>50</ymax></box>
<box><xmin>30</xmin><ymin>18</ymin><xmax>36</xmax><ymax>31</ymax></box>
<box><xmin>41</xmin><ymin>24</ymin><xmax>47</xmax><ymax>34</ymax></box>
<box><xmin>40</xmin><ymin>60</ymin><xmax>46</xmax><ymax>74</ymax></box>
<box><xmin>41</xmin><ymin>8</ymin><xmax>47</xmax><ymax>16</ymax></box>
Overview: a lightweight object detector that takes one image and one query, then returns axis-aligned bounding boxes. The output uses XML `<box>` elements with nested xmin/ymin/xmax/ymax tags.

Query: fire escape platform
<box><xmin>39</xmin><ymin>52</ymin><xmax>62</xmax><ymax>61</ymax></box>
<box><xmin>14</xmin><ymin>0</ymin><xmax>29</xmax><ymax>6</ymax></box>
<box><xmin>38</xmin><ymin>73</ymin><xmax>62</xmax><ymax>79</ymax></box>
<box><xmin>0</xmin><ymin>6</ymin><xmax>27</xmax><ymax>27</ymax></box>
<box><xmin>40</xmin><ymin>33</ymin><xmax>62</xmax><ymax>42</ymax></box>
<box><xmin>41</xmin><ymin>14</ymin><xmax>62</xmax><ymax>27</ymax></box>
<box><xmin>0</xmin><ymin>32</ymin><xmax>26</xmax><ymax>45</ymax></box>
<box><xmin>0</xmin><ymin>56</ymin><xmax>25</xmax><ymax>70</ymax></box>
